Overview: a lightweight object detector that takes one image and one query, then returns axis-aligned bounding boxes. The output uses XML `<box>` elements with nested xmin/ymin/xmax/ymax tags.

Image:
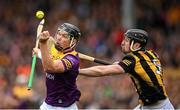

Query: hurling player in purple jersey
<box><xmin>34</xmin><ymin>23</ymin><xmax>81</xmax><ymax>110</ymax></box>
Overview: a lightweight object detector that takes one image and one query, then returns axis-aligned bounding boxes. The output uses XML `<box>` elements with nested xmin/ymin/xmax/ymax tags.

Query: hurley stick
<box><xmin>27</xmin><ymin>19</ymin><xmax>45</xmax><ymax>90</ymax></box>
<box><xmin>79</xmin><ymin>53</ymin><xmax>111</xmax><ymax>65</ymax></box>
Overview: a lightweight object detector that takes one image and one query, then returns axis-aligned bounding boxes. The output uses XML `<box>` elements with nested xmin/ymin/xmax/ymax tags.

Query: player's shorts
<box><xmin>133</xmin><ymin>98</ymin><xmax>174</xmax><ymax>110</ymax></box>
<box><xmin>40</xmin><ymin>101</ymin><xmax>78</xmax><ymax>110</ymax></box>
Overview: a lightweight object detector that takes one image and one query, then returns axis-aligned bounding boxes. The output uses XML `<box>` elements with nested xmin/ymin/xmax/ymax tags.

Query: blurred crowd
<box><xmin>0</xmin><ymin>0</ymin><xmax>179</xmax><ymax>109</ymax></box>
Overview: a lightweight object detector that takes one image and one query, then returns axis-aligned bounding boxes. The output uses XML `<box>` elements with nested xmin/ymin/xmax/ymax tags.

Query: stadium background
<box><xmin>0</xmin><ymin>0</ymin><xmax>179</xmax><ymax>109</ymax></box>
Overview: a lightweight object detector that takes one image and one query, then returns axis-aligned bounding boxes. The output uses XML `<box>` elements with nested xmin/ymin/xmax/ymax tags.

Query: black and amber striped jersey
<box><xmin>119</xmin><ymin>50</ymin><xmax>167</xmax><ymax>105</ymax></box>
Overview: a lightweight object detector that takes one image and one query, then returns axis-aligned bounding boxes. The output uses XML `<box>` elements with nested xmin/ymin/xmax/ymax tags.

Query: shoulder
<box><xmin>118</xmin><ymin>53</ymin><xmax>136</xmax><ymax>73</ymax></box>
<box><xmin>61</xmin><ymin>51</ymin><xmax>79</xmax><ymax>70</ymax></box>
<box><xmin>64</xmin><ymin>50</ymin><xmax>79</xmax><ymax>60</ymax></box>
<box><xmin>63</xmin><ymin>50</ymin><xmax>79</xmax><ymax>65</ymax></box>
<box><xmin>122</xmin><ymin>53</ymin><xmax>136</xmax><ymax>61</ymax></box>
<box><xmin>148</xmin><ymin>49</ymin><xmax>159</xmax><ymax>58</ymax></box>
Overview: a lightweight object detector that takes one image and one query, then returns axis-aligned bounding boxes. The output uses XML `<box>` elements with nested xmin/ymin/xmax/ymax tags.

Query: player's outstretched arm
<box><xmin>79</xmin><ymin>64</ymin><xmax>125</xmax><ymax>77</ymax></box>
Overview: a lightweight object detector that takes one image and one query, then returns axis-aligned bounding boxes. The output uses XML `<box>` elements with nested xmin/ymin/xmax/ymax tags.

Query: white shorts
<box><xmin>134</xmin><ymin>98</ymin><xmax>174</xmax><ymax>110</ymax></box>
<box><xmin>40</xmin><ymin>102</ymin><xmax>78</xmax><ymax>110</ymax></box>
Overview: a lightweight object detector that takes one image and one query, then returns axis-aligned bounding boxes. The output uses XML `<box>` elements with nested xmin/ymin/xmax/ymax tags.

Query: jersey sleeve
<box><xmin>118</xmin><ymin>55</ymin><xmax>135</xmax><ymax>73</ymax></box>
<box><xmin>61</xmin><ymin>54</ymin><xmax>79</xmax><ymax>72</ymax></box>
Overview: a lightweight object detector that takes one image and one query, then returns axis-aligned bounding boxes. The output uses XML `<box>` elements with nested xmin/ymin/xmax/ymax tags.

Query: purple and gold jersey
<box><xmin>45</xmin><ymin>45</ymin><xmax>81</xmax><ymax>107</ymax></box>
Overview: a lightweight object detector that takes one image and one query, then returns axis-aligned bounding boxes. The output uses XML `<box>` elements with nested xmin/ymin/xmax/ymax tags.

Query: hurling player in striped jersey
<box><xmin>79</xmin><ymin>29</ymin><xmax>174</xmax><ymax>109</ymax></box>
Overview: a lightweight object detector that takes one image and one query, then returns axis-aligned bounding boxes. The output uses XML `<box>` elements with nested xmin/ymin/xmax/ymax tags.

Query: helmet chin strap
<box><xmin>69</xmin><ymin>37</ymin><xmax>76</xmax><ymax>49</ymax></box>
<box><xmin>130</xmin><ymin>40</ymin><xmax>141</xmax><ymax>52</ymax></box>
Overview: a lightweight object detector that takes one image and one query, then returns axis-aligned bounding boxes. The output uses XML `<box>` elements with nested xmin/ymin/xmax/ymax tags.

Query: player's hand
<box><xmin>32</xmin><ymin>48</ymin><xmax>40</xmax><ymax>56</ymax></box>
<box><xmin>32</xmin><ymin>48</ymin><xmax>42</xmax><ymax>59</ymax></box>
<box><xmin>39</xmin><ymin>31</ymin><xmax>50</xmax><ymax>43</ymax></box>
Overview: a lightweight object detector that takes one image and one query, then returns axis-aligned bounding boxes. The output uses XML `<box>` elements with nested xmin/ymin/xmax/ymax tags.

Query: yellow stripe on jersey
<box><xmin>136</xmin><ymin>52</ymin><xmax>160</xmax><ymax>86</ymax></box>
<box><xmin>145</xmin><ymin>51</ymin><xmax>167</xmax><ymax>96</ymax></box>
<box><xmin>129</xmin><ymin>74</ymin><xmax>141</xmax><ymax>92</ymax></box>
<box><xmin>147</xmin><ymin>51</ymin><xmax>162</xmax><ymax>74</ymax></box>
<box><xmin>147</xmin><ymin>51</ymin><xmax>157</xmax><ymax>59</ymax></box>
<box><xmin>62</xmin><ymin>59</ymin><xmax>72</xmax><ymax>69</ymax></box>
<box><xmin>139</xmin><ymin>51</ymin><xmax>163</xmax><ymax>85</ymax></box>
<box><xmin>130</xmin><ymin>53</ymin><xmax>153</xmax><ymax>87</ymax></box>
<box><xmin>135</xmin><ymin>51</ymin><xmax>167</xmax><ymax>97</ymax></box>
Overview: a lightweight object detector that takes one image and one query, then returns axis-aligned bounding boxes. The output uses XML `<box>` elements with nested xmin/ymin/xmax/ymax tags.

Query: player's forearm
<box><xmin>47</xmin><ymin>37</ymin><xmax>55</xmax><ymax>50</ymax></box>
<box><xmin>79</xmin><ymin>68</ymin><xmax>102</xmax><ymax>77</ymax></box>
<box><xmin>79</xmin><ymin>65</ymin><xmax>124</xmax><ymax>77</ymax></box>
<box><xmin>40</xmin><ymin>42</ymin><xmax>54</xmax><ymax>72</ymax></box>
<box><xmin>79</xmin><ymin>66</ymin><xmax>111</xmax><ymax>77</ymax></box>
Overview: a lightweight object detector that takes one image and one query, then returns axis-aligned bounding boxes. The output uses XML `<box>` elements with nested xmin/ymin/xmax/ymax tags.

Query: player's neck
<box><xmin>63</xmin><ymin>47</ymin><xmax>74</xmax><ymax>54</ymax></box>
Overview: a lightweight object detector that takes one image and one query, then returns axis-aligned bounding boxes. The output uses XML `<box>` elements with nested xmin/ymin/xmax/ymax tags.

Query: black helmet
<box><xmin>58</xmin><ymin>23</ymin><xmax>81</xmax><ymax>41</ymax></box>
<box><xmin>125</xmin><ymin>29</ymin><xmax>148</xmax><ymax>47</ymax></box>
